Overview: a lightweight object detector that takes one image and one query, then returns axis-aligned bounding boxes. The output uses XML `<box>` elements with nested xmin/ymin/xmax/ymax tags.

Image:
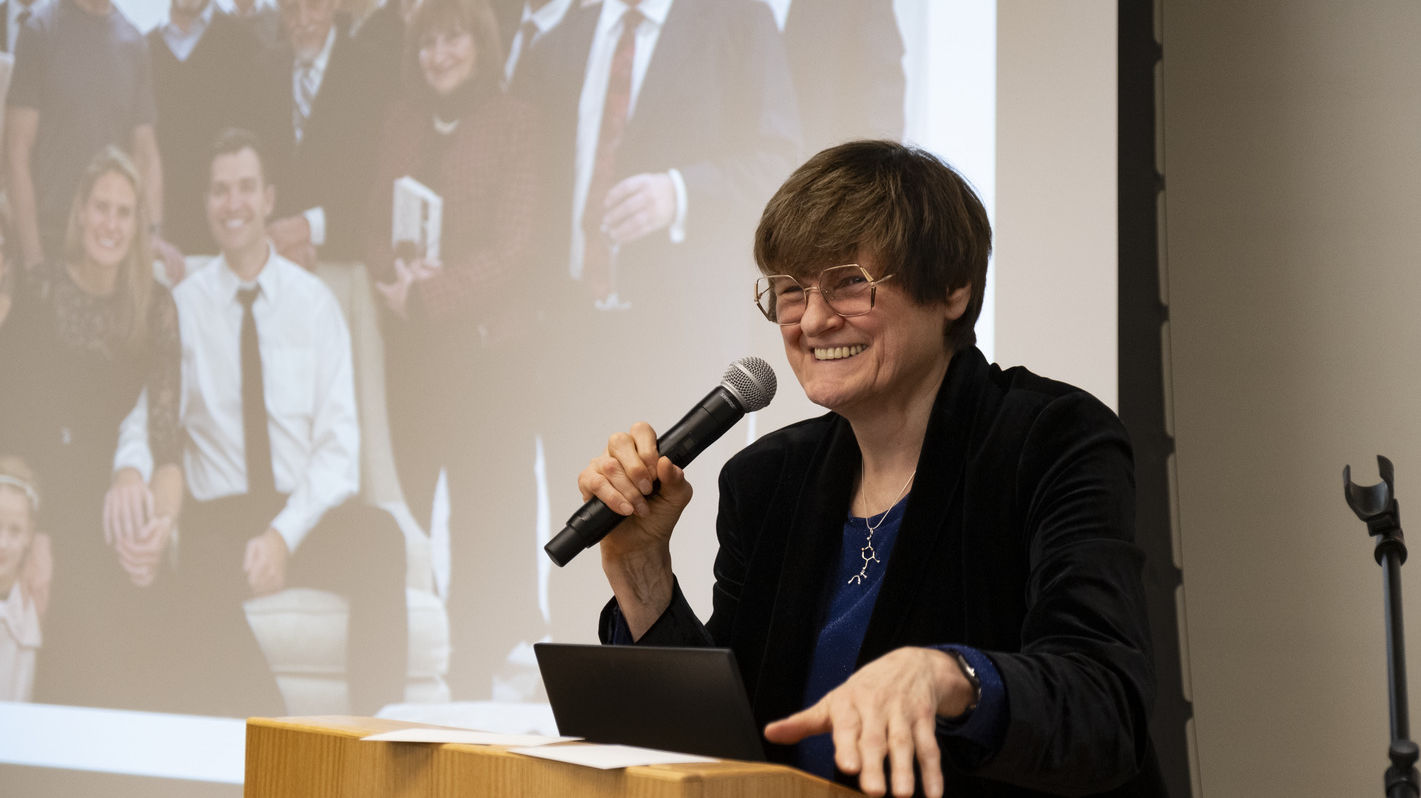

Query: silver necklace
<box><xmin>848</xmin><ymin>469</ymin><xmax>916</xmax><ymax>585</ymax></box>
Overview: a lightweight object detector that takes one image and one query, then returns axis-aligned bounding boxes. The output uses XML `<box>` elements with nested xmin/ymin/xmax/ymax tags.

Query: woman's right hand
<box><xmin>578</xmin><ymin>422</ymin><xmax>692</xmax><ymax>637</ymax></box>
<box><xmin>579</xmin><ymin>422</ymin><xmax>693</xmax><ymax>554</ymax></box>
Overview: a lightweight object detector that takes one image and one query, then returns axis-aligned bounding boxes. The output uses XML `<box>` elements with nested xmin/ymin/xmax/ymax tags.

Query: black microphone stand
<box><xmin>1345</xmin><ymin>456</ymin><xmax>1420</xmax><ymax>798</ymax></box>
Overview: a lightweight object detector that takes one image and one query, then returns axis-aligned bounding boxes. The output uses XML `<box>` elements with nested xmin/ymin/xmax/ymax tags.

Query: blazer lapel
<box><xmin>751</xmin><ymin>414</ymin><xmax>859</xmax><ymax>725</ymax></box>
<box><xmin>856</xmin><ymin>348</ymin><xmax>990</xmax><ymax>664</ymax></box>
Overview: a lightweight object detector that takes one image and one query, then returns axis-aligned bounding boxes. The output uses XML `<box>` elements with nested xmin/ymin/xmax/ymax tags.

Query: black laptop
<box><xmin>534</xmin><ymin>643</ymin><xmax>766</xmax><ymax>761</ymax></box>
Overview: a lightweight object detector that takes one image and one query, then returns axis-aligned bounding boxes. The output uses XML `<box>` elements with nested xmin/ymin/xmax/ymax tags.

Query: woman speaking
<box><xmin>579</xmin><ymin>141</ymin><xmax>1165</xmax><ymax>797</ymax></box>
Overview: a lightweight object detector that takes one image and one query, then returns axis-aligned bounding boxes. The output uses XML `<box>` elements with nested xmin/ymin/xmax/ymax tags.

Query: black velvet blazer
<box><xmin>602</xmin><ymin>347</ymin><xmax>1167</xmax><ymax>797</ymax></box>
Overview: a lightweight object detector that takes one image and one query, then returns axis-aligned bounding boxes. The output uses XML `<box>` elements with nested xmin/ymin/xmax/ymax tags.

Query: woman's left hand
<box><xmin>763</xmin><ymin>646</ymin><xmax>975</xmax><ymax>798</ymax></box>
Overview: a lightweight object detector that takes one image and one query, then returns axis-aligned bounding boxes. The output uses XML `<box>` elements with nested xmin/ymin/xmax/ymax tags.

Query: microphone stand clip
<box><xmin>1345</xmin><ymin>455</ymin><xmax>1420</xmax><ymax>798</ymax></box>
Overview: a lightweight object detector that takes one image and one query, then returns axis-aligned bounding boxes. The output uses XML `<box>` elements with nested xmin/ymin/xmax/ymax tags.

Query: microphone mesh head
<box><xmin>721</xmin><ymin>356</ymin><xmax>777</xmax><ymax>412</ymax></box>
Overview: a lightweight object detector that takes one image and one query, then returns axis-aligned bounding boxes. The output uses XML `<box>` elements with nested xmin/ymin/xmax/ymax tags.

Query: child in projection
<box><xmin>0</xmin><ymin>455</ymin><xmax>44</xmax><ymax>702</ymax></box>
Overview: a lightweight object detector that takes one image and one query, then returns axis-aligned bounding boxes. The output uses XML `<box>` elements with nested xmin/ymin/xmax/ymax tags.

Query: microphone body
<box><xmin>545</xmin><ymin>358</ymin><xmax>776</xmax><ymax>567</ymax></box>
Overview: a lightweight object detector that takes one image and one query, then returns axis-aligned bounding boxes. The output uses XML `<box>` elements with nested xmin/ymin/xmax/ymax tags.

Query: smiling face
<box><xmin>207</xmin><ymin>147</ymin><xmax>274</xmax><ymax>262</ymax></box>
<box><xmin>779</xmin><ymin>254</ymin><xmax>969</xmax><ymax>421</ymax></box>
<box><xmin>78</xmin><ymin>170</ymin><xmax>138</xmax><ymax>273</ymax></box>
<box><xmin>419</xmin><ymin>25</ymin><xmax>477</xmax><ymax>96</ymax></box>
<box><xmin>0</xmin><ymin>487</ymin><xmax>33</xmax><ymax>597</ymax></box>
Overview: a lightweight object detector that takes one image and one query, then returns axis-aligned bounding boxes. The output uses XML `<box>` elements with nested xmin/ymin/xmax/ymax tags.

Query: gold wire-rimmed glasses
<box><xmin>754</xmin><ymin>264</ymin><xmax>896</xmax><ymax>325</ymax></box>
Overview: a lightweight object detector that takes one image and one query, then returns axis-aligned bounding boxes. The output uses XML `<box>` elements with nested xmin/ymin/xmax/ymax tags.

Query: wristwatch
<box><xmin>949</xmin><ymin>649</ymin><xmax>982</xmax><ymax>717</ymax></box>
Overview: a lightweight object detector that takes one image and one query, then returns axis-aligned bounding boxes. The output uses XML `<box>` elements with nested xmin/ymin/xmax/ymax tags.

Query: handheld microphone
<box><xmin>544</xmin><ymin>356</ymin><xmax>778</xmax><ymax>567</ymax></box>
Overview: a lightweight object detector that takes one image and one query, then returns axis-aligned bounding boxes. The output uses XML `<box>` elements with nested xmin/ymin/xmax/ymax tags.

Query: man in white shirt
<box><xmin>114</xmin><ymin>128</ymin><xmax>407</xmax><ymax>716</ymax></box>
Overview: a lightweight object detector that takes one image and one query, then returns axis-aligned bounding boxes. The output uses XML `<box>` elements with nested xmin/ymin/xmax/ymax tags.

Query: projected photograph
<box><xmin>0</xmin><ymin>0</ymin><xmax>1009</xmax><ymax>789</ymax></box>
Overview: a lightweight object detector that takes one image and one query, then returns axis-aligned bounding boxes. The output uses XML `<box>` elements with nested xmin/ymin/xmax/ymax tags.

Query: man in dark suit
<box><xmin>240</xmin><ymin>0</ymin><xmax>388</xmax><ymax>267</ymax></box>
<box><xmin>513</xmin><ymin>0</ymin><xmax>800</xmax><ymax>343</ymax></box>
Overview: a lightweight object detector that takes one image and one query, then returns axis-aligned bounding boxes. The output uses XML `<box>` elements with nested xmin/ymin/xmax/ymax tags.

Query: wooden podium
<box><xmin>245</xmin><ymin>716</ymin><xmax>861</xmax><ymax>798</ymax></box>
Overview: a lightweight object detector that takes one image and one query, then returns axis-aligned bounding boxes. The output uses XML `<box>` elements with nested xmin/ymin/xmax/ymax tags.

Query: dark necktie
<box><xmin>581</xmin><ymin>5</ymin><xmax>642</xmax><ymax>299</ymax></box>
<box><xmin>238</xmin><ymin>287</ymin><xmax>276</xmax><ymax>497</ymax></box>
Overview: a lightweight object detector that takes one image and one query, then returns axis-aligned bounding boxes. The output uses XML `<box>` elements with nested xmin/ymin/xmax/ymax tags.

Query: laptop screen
<box><xmin>534</xmin><ymin>643</ymin><xmax>767</xmax><ymax>762</ymax></box>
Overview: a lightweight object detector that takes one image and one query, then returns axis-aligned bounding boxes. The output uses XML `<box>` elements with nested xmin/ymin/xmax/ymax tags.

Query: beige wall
<box><xmin>1163</xmin><ymin>2</ymin><xmax>1421</xmax><ymax>794</ymax></box>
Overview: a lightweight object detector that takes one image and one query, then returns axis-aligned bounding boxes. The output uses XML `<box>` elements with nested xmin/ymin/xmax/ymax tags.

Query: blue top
<box><xmin>793</xmin><ymin>495</ymin><xmax>1008</xmax><ymax>778</ymax></box>
<box><xmin>608</xmin><ymin>493</ymin><xmax>1009</xmax><ymax>774</ymax></box>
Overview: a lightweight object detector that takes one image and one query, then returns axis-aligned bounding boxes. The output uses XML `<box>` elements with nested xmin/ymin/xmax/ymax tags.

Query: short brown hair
<box><xmin>754</xmin><ymin>140</ymin><xmax>992</xmax><ymax>352</ymax></box>
<box><xmin>209</xmin><ymin>127</ymin><xmax>270</xmax><ymax>187</ymax></box>
<box><xmin>403</xmin><ymin>0</ymin><xmax>504</xmax><ymax>97</ymax></box>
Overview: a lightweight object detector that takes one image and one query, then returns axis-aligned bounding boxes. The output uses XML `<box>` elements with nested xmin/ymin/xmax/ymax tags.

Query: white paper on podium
<box><xmin>361</xmin><ymin>727</ymin><xmax>577</xmax><ymax>746</ymax></box>
<box><xmin>507</xmin><ymin>743</ymin><xmax>718</xmax><ymax>770</ymax></box>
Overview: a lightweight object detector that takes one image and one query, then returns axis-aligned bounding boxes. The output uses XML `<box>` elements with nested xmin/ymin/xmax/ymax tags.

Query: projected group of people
<box><xmin>0</xmin><ymin>0</ymin><xmax>906</xmax><ymax>713</ymax></box>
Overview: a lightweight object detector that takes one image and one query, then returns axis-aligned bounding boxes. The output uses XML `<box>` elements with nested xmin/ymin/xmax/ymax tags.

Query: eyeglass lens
<box><xmin>756</xmin><ymin>264</ymin><xmax>875</xmax><ymax>324</ymax></box>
